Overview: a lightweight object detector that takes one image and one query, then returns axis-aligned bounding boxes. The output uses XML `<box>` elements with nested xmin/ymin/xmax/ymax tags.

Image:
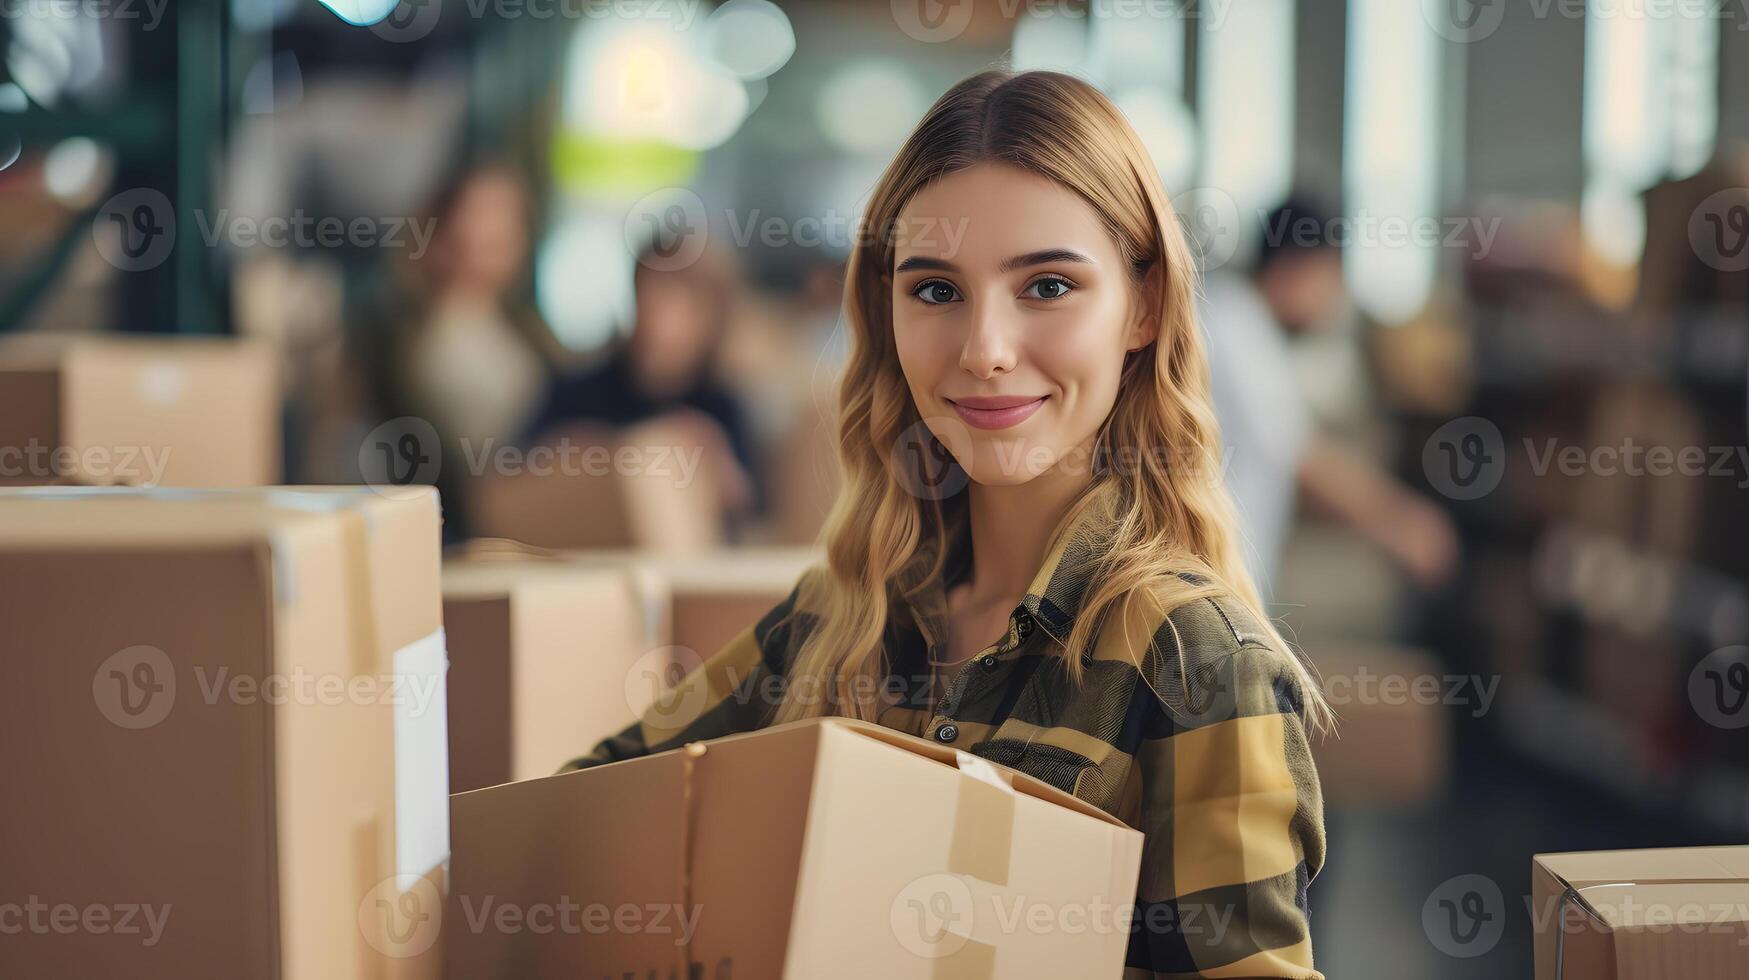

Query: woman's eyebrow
<box><xmin>895</xmin><ymin>248</ymin><xmax>1094</xmax><ymax>275</ymax></box>
<box><xmin>895</xmin><ymin>256</ymin><xmax>958</xmax><ymax>274</ymax></box>
<box><xmin>999</xmin><ymin>248</ymin><xmax>1093</xmax><ymax>272</ymax></box>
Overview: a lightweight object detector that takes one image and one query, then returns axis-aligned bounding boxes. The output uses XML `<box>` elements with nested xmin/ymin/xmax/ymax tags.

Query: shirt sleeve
<box><xmin>556</xmin><ymin>569</ymin><xmax>815</xmax><ymax>773</ymax></box>
<box><xmin>1122</xmin><ymin>630</ymin><xmax>1327</xmax><ymax>979</ymax></box>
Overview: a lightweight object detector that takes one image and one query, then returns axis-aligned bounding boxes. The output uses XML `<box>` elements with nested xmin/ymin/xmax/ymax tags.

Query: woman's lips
<box><xmin>947</xmin><ymin>395</ymin><xmax>1048</xmax><ymax>430</ymax></box>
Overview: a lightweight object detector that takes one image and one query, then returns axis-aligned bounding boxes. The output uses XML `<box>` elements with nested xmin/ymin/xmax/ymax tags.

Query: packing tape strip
<box><xmin>678</xmin><ymin>740</ymin><xmax>709</xmax><ymax>978</ymax></box>
<box><xmin>934</xmin><ymin>751</ymin><xmax>1014</xmax><ymax>980</ymax></box>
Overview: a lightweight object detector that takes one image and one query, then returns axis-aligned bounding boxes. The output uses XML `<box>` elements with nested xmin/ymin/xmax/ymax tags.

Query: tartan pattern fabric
<box><xmin>561</xmin><ymin>483</ymin><xmax>1326</xmax><ymax>979</ymax></box>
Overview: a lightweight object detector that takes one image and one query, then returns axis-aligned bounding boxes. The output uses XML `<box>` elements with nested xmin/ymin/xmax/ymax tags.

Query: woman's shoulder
<box><xmin>1102</xmin><ymin>571</ymin><xmax>1310</xmax><ymax>721</ymax></box>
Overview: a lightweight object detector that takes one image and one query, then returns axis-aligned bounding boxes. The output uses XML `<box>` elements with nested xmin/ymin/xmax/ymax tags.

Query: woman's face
<box><xmin>891</xmin><ymin>163</ymin><xmax>1154</xmax><ymax>488</ymax></box>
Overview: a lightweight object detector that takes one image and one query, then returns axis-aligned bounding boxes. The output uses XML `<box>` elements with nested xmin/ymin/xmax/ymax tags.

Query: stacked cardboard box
<box><xmin>0</xmin><ymin>486</ymin><xmax>447</xmax><ymax>978</ymax></box>
<box><xmin>0</xmin><ymin>334</ymin><xmax>279</xmax><ymax>487</ymax></box>
<box><xmin>1532</xmin><ymin>846</ymin><xmax>1749</xmax><ymax>979</ymax></box>
<box><xmin>565</xmin><ymin>546</ymin><xmax>823</xmax><ymax>661</ymax></box>
<box><xmin>447</xmin><ymin>717</ymin><xmax>1144</xmax><ymax>978</ymax></box>
<box><xmin>442</xmin><ymin>557</ymin><xmax>657</xmax><ymax>792</ymax></box>
<box><xmin>468</xmin><ymin>415</ymin><xmax>725</xmax><ymax>552</ymax></box>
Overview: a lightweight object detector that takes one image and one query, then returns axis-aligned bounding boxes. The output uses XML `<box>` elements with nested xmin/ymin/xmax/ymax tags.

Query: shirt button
<box><xmin>935</xmin><ymin>723</ymin><xmax>959</xmax><ymax>743</ymax></box>
<box><xmin>978</xmin><ymin>655</ymin><xmax>998</xmax><ymax>670</ymax></box>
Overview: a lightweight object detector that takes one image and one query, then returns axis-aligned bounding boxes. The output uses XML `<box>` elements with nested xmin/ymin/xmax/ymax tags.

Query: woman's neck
<box><xmin>961</xmin><ymin>461</ymin><xmax>1095</xmax><ymax>604</ymax></box>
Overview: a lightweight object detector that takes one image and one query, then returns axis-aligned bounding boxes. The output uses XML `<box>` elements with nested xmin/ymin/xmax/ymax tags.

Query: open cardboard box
<box><xmin>447</xmin><ymin>716</ymin><xmax>1144</xmax><ymax>979</ymax></box>
<box><xmin>1532</xmin><ymin>846</ymin><xmax>1749</xmax><ymax>979</ymax></box>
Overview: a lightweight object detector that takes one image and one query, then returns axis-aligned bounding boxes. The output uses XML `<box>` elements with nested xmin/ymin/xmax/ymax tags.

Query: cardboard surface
<box><xmin>563</xmin><ymin>546</ymin><xmax>822</xmax><ymax>659</ymax></box>
<box><xmin>1532</xmin><ymin>847</ymin><xmax>1749</xmax><ymax>980</ymax></box>
<box><xmin>0</xmin><ymin>334</ymin><xmax>280</xmax><ymax>487</ymax></box>
<box><xmin>0</xmin><ymin>486</ymin><xmax>446</xmax><ymax>979</ymax></box>
<box><xmin>448</xmin><ymin>717</ymin><xmax>1144</xmax><ymax>979</ymax></box>
<box><xmin>442</xmin><ymin>558</ymin><xmax>655</xmax><ymax>792</ymax></box>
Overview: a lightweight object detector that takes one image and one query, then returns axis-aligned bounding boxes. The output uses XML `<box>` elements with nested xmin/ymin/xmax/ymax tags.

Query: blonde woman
<box><xmin>564</xmin><ymin>69</ymin><xmax>1331</xmax><ymax>979</ymax></box>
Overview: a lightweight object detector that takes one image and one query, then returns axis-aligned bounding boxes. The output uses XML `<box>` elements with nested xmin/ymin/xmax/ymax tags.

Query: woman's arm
<box><xmin>1123</xmin><ymin>603</ymin><xmax>1327</xmax><ymax>979</ymax></box>
<box><xmin>557</xmin><ymin>569</ymin><xmax>817</xmax><ymax>772</ymax></box>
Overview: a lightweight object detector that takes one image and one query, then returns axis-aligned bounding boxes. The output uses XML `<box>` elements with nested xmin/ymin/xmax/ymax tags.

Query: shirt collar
<box><xmin>898</xmin><ymin>480</ymin><xmax>1125</xmax><ymax>660</ymax></box>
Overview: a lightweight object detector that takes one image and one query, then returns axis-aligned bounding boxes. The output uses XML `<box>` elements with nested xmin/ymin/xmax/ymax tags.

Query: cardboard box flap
<box><xmin>1578</xmin><ymin>882</ymin><xmax>1749</xmax><ymax>931</ymax></box>
<box><xmin>1537</xmin><ymin>847</ymin><xmax>1749</xmax><ymax>892</ymax></box>
<box><xmin>778</xmin><ymin>717</ymin><xmax>1130</xmax><ymax>830</ymax></box>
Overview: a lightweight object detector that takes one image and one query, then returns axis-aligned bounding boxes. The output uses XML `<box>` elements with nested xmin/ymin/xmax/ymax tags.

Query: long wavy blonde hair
<box><xmin>772</xmin><ymin>69</ymin><xmax>1331</xmax><ymax>732</ymax></box>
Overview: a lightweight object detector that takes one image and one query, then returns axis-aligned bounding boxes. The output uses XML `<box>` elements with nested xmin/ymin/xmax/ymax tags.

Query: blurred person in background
<box><xmin>522</xmin><ymin>236</ymin><xmax>763</xmax><ymax>527</ymax></box>
<box><xmin>1200</xmin><ymin>198</ymin><xmax>1460</xmax><ymax>601</ymax></box>
<box><xmin>365</xmin><ymin>158</ymin><xmax>559</xmax><ymax>535</ymax></box>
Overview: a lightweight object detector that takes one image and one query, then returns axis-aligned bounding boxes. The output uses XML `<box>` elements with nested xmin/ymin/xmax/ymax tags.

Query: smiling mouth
<box><xmin>946</xmin><ymin>395</ymin><xmax>1049</xmax><ymax>430</ymax></box>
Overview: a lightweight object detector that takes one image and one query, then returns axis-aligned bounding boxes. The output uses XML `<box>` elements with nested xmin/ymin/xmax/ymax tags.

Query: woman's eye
<box><xmin>1022</xmin><ymin>277</ymin><xmax>1074</xmax><ymax>301</ymax></box>
<box><xmin>912</xmin><ymin>279</ymin><xmax>962</xmax><ymax>305</ymax></box>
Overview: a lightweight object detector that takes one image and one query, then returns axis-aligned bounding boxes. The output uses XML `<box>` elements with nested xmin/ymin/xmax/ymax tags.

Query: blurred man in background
<box><xmin>1201</xmin><ymin>198</ymin><xmax>1460</xmax><ymax>601</ymax></box>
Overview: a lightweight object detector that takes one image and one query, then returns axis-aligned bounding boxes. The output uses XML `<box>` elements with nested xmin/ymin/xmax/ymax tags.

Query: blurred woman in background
<box><xmin>366</xmin><ymin>159</ymin><xmax>559</xmax><ymax>536</ymax></box>
<box><xmin>522</xmin><ymin>236</ymin><xmax>762</xmax><ymax>525</ymax></box>
<box><xmin>562</xmin><ymin>69</ymin><xmax>1331</xmax><ymax>978</ymax></box>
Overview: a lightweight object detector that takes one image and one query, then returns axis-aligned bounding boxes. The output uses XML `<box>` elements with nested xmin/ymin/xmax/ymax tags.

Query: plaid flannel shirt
<box><xmin>563</xmin><ymin>482</ymin><xmax>1326</xmax><ymax>978</ymax></box>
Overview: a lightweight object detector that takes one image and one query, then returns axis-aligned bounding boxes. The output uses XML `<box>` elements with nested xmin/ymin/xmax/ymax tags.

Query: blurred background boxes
<box><xmin>442</xmin><ymin>556</ymin><xmax>657</xmax><ymax>792</ymax></box>
<box><xmin>0</xmin><ymin>486</ymin><xmax>446</xmax><ymax>977</ymax></box>
<box><xmin>565</xmin><ymin>546</ymin><xmax>823</xmax><ymax>660</ymax></box>
<box><xmin>0</xmin><ymin>335</ymin><xmax>279</xmax><ymax>487</ymax></box>
<box><xmin>1313</xmin><ymin>645</ymin><xmax>1453</xmax><ymax>808</ymax></box>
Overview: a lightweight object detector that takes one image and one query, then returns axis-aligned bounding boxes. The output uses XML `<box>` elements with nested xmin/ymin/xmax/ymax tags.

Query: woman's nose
<box><xmin>958</xmin><ymin>303</ymin><xmax>1018</xmax><ymax>379</ymax></box>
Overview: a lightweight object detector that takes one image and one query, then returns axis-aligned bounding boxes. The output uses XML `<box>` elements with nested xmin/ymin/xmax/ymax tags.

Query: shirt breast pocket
<box><xmin>972</xmin><ymin>733</ymin><xmax>1095</xmax><ymax>800</ymax></box>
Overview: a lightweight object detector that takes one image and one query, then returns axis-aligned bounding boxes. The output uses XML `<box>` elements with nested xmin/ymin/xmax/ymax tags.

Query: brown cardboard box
<box><xmin>0</xmin><ymin>486</ymin><xmax>448</xmax><ymax>978</ymax></box>
<box><xmin>566</xmin><ymin>546</ymin><xmax>822</xmax><ymax>660</ymax></box>
<box><xmin>0</xmin><ymin>334</ymin><xmax>280</xmax><ymax>487</ymax></box>
<box><xmin>1311</xmin><ymin>645</ymin><xmax>1452</xmax><ymax>807</ymax></box>
<box><xmin>448</xmin><ymin>717</ymin><xmax>1144</xmax><ymax>979</ymax></box>
<box><xmin>442</xmin><ymin>558</ymin><xmax>657</xmax><ymax>793</ymax></box>
<box><xmin>469</xmin><ymin>416</ymin><xmax>725</xmax><ymax>552</ymax></box>
<box><xmin>1532</xmin><ymin>847</ymin><xmax>1749</xmax><ymax>980</ymax></box>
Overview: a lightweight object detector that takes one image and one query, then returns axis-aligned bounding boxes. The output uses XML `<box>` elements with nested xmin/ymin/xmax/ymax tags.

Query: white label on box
<box><xmin>394</xmin><ymin>629</ymin><xmax>450</xmax><ymax>878</ymax></box>
<box><xmin>136</xmin><ymin>361</ymin><xmax>185</xmax><ymax>405</ymax></box>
